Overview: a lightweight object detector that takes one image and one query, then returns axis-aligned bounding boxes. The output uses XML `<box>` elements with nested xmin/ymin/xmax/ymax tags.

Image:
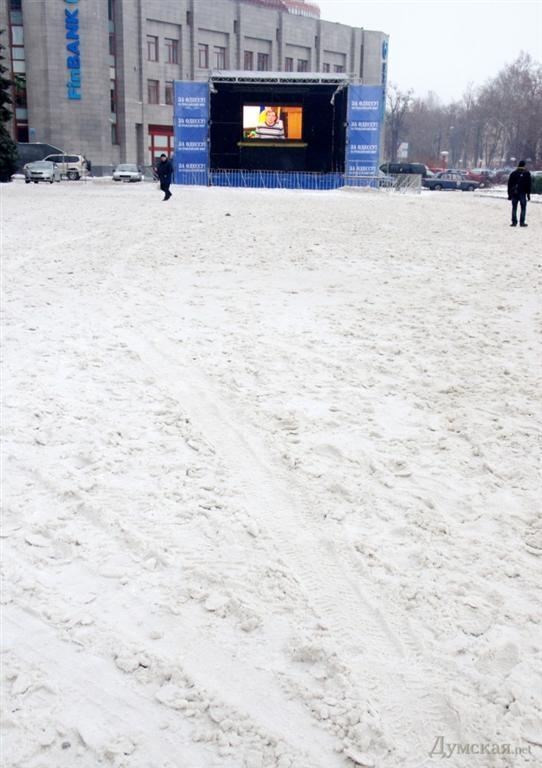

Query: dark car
<box><xmin>423</xmin><ymin>172</ymin><xmax>480</xmax><ymax>191</ymax></box>
<box><xmin>380</xmin><ymin>162</ymin><xmax>434</xmax><ymax>178</ymax></box>
<box><xmin>16</xmin><ymin>142</ymin><xmax>64</xmax><ymax>172</ymax></box>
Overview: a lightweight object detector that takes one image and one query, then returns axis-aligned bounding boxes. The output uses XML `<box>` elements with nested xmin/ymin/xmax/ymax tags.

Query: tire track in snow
<box><xmin>121</xmin><ymin>329</ymin><xmax>464</xmax><ymax>767</ymax></box>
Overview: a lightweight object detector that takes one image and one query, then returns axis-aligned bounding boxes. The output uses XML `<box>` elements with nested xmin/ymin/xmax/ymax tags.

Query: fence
<box><xmin>173</xmin><ymin>170</ymin><xmax>422</xmax><ymax>193</ymax></box>
<box><xmin>343</xmin><ymin>173</ymin><xmax>422</xmax><ymax>194</ymax></box>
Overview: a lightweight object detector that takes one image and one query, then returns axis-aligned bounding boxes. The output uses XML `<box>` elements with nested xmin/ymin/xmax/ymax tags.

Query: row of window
<box><xmin>147</xmin><ymin>80</ymin><xmax>174</xmax><ymax>105</ymax></box>
<box><xmin>146</xmin><ymin>35</ymin><xmax>345</xmax><ymax>73</ymax></box>
<box><xmin>146</xmin><ymin>56</ymin><xmax>343</xmax><ymax>106</ymax></box>
<box><xmin>147</xmin><ymin>35</ymin><xmax>179</xmax><ymax>64</ymax></box>
<box><xmin>198</xmin><ymin>47</ymin><xmax>344</xmax><ymax>73</ymax></box>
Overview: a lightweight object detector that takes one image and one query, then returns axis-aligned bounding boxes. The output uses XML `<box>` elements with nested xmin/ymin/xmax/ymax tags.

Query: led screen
<box><xmin>242</xmin><ymin>105</ymin><xmax>303</xmax><ymax>141</ymax></box>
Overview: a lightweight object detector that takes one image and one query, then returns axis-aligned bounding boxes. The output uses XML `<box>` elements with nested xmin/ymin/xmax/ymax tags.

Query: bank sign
<box><xmin>65</xmin><ymin>0</ymin><xmax>81</xmax><ymax>100</ymax></box>
<box><xmin>345</xmin><ymin>85</ymin><xmax>383</xmax><ymax>176</ymax></box>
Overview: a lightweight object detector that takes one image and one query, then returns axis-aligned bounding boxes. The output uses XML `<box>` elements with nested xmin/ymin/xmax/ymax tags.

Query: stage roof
<box><xmin>208</xmin><ymin>70</ymin><xmax>356</xmax><ymax>85</ymax></box>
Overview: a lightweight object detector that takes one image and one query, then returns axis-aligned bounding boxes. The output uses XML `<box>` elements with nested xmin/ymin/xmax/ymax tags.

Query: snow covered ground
<box><xmin>1</xmin><ymin>180</ymin><xmax>541</xmax><ymax>768</ymax></box>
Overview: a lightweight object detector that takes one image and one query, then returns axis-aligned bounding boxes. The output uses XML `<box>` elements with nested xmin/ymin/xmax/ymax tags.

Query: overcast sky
<box><xmin>316</xmin><ymin>0</ymin><xmax>542</xmax><ymax>102</ymax></box>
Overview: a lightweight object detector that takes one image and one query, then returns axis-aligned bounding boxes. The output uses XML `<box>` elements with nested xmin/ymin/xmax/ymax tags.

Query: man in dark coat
<box><xmin>507</xmin><ymin>160</ymin><xmax>531</xmax><ymax>227</ymax></box>
<box><xmin>155</xmin><ymin>153</ymin><xmax>173</xmax><ymax>201</ymax></box>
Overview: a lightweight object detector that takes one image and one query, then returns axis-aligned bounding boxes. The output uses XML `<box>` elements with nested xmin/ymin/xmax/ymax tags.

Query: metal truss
<box><xmin>208</xmin><ymin>70</ymin><xmax>358</xmax><ymax>86</ymax></box>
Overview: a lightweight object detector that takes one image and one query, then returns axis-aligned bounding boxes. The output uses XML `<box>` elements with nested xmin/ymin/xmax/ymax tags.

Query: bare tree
<box><xmin>383</xmin><ymin>53</ymin><xmax>542</xmax><ymax>168</ymax></box>
<box><xmin>384</xmin><ymin>84</ymin><xmax>413</xmax><ymax>161</ymax></box>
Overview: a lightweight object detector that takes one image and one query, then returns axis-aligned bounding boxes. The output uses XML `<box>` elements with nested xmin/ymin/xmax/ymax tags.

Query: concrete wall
<box><xmin>20</xmin><ymin>0</ymin><xmax>114</xmax><ymax>164</ymax></box>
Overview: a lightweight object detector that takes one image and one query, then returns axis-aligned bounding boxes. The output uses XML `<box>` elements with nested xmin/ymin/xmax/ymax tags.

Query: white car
<box><xmin>43</xmin><ymin>153</ymin><xmax>88</xmax><ymax>180</ymax></box>
<box><xmin>113</xmin><ymin>163</ymin><xmax>145</xmax><ymax>182</ymax></box>
<box><xmin>24</xmin><ymin>160</ymin><xmax>62</xmax><ymax>184</ymax></box>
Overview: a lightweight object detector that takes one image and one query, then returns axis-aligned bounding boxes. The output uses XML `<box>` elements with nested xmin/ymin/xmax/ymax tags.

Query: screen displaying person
<box><xmin>255</xmin><ymin>108</ymin><xmax>285</xmax><ymax>139</ymax></box>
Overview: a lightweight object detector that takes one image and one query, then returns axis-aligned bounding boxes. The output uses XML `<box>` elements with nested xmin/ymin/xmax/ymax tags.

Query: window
<box><xmin>165</xmin><ymin>81</ymin><xmax>173</xmax><ymax>105</ymax></box>
<box><xmin>9</xmin><ymin>0</ymin><xmax>22</xmax><ymax>23</ymax></box>
<box><xmin>11</xmin><ymin>26</ymin><xmax>23</xmax><ymax>45</ymax></box>
<box><xmin>147</xmin><ymin>35</ymin><xmax>158</xmax><ymax>62</ymax></box>
<box><xmin>165</xmin><ymin>38</ymin><xmax>179</xmax><ymax>64</ymax></box>
<box><xmin>214</xmin><ymin>46</ymin><xmax>226</xmax><ymax>69</ymax></box>
<box><xmin>111</xmin><ymin>123</ymin><xmax>119</xmax><ymax>145</ymax></box>
<box><xmin>109</xmin><ymin>34</ymin><xmax>115</xmax><ymax>56</ymax></box>
<box><xmin>322</xmin><ymin>62</ymin><xmax>330</xmax><ymax>72</ymax></box>
<box><xmin>285</xmin><ymin>57</ymin><xmax>293</xmax><ymax>72</ymax></box>
<box><xmin>244</xmin><ymin>51</ymin><xmax>254</xmax><ymax>71</ymax></box>
<box><xmin>110</xmin><ymin>80</ymin><xmax>116</xmax><ymax>112</ymax></box>
<box><xmin>14</xmin><ymin>77</ymin><xmax>26</xmax><ymax>107</ymax></box>
<box><xmin>297</xmin><ymin>58</ymin><xmax>308</xmax><ymax>72</ymax></box>
<box><xmin>334</xmin><ymin>64</ymin><xmax>345</xmax><ymax>73</ymax></box>
<box><xmin>147</xmin><ymin>79</ymin><xmax>159</xmax><ymax>104</ymax></box>
<box><xmin>198</xmin><ymin>43</ymin><xmax>209</xmax><ymax>68</ymax></box>
<box><xmin>257</xmin><ymin>52</ymin><xmax>270</xmax><ymax>71</ymax></box>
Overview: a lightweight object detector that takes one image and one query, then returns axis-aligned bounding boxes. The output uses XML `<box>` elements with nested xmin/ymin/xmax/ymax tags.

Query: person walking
<box><xmin>155</xmin><ymin>153</ymin><xmax>173</xmax><ymax>201</ymax></box>
<box><xmin>507</xmin><ymin>160</ymin><xmax>531</xmax><ymax>227</ymax></box>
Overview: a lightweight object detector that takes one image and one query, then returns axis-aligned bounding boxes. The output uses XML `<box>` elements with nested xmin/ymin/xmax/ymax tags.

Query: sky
<box><xmin>316</xmin><ymin>0</ymin><xmax>542</xmax><ymax>103</ymax></box>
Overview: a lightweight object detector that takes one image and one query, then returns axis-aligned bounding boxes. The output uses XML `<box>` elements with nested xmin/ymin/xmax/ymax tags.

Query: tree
<box><xmin>0</xmin><ymin>29</ymin><xmax>18</xmax><ymax>182</ymax></box>
<box><xmin>383</xmin><ymin>53</ymin><xmax>542</xmax><ymax>168</ymax></box>
<box><xmin>384</xmin><ymin>84</ymin><xmax>413</xmax><ymax>161</ymax></box>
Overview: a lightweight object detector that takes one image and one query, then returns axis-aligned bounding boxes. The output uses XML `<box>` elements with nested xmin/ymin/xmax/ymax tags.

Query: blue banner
<box><xmin>345</xmin><ymin>85</ymin><xmax>383</xmax><ymax>176</ymax></box>
<box><xmin>173</xmin><ymin>82</ymin><xmax>210</xmax><ymax>184</ymax></box>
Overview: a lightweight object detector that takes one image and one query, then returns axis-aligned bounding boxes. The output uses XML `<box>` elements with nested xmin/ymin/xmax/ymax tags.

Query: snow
<box><xmin>1</xmin><ymin>179</ymin><xmax>541</xmax><ymax>768</ymax></box>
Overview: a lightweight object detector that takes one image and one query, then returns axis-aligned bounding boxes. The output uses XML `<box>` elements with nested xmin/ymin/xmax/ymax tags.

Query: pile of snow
<box><xmin>2</xmin><ymin>181</ymin><xmax>541</xmax><ymax>768</ymax></box>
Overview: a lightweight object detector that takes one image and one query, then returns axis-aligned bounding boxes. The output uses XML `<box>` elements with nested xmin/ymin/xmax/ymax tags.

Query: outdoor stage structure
<box><xmin>173</xmin><ymin>72</ymin><xmax>385</xmax><ymax>190</ymax></box>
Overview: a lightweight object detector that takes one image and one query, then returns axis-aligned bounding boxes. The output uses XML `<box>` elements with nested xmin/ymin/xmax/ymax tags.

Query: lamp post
<box><xmin>448</xmin><ymin>125</ymin><xmax>455</xmax><ymax>167</ymax></box>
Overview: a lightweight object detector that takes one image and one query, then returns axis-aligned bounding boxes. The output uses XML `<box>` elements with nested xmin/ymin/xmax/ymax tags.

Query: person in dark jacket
<box><xmin>507</xmin><ymin>160</ymin><xmax>531</xmax><ymax>227</ymax></box>
<box><xmin>155</xmin><ymin>154</ymin><xmax>173</xmax><ymax>201</ymax></box>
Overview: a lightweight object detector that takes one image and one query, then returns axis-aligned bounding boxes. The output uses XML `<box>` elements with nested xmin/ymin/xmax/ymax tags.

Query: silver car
<box><xmin>113</xmin><ymin>163</ymin><xmax>145</xmax><ymax>182</ymax></box>
<box><xmin>24</xmin><ymin>160</ymin><xmax>62</xmax><ymax>184</ymax></box>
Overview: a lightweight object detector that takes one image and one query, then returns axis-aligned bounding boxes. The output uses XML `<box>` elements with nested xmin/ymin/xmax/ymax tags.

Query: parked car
<box><xmin>112</xmin><ymin>163</ymin><xmax>145</xmax><ymax>182</ymax></box>
<box><xmin>531</xmin><ymin>170</ymin><xmax>542</xmax><ymax>195</ymax></box>
<box><xmin>423</xmin><ymin>172</ymin><xmax>480</xmax><ymax>191</ymax></box>
<box><xmin>43</xmin><ymin>153</ymin><xmax>88</xmax><ymax>180</ymax></box>
<box><xmin>493</xmin><ymin>167</ymin><xmax>515</xmax><ymax>184</ymax></box>
<box><xmin>465</xmin><ymin>168</ymin><xmax>495</xmax><ymax>187</ymax></box>
<box><xmin>24</xmin><ymin>160</ymin><xmax>62</xmax><ymax>184</ymax></box>
<box><xmin>380</xmin><ymin>162</ymin><xmax>434</xmax><ymax>178</ymax></box>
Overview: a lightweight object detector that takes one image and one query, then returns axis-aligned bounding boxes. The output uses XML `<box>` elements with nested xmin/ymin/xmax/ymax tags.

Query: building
<box><xmin>0</xmin><ymin>0</ymin><xmax>388</xmax><ymax>172</ymax></box>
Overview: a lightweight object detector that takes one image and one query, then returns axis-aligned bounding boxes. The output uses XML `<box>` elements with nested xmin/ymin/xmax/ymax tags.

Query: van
<box><xmin>380</xmin><ymin>162</ymin><xmax>433</xmax><ymax>178</ymax></box>
<box><xmin>43</xmin><ymin>153</ymin><xmax>88</xmax><ymax>180</ymax></box>
<box><xmin>16</xmin><ymin>142</ymin><xmax>64</xmax><ymax>172</ymax></box>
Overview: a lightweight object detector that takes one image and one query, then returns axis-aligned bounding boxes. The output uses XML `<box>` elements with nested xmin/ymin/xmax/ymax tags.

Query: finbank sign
<box><xmin>64</xmin><ymin>0</ymin><xmax>82</xmax><ymax>100</ymax></box>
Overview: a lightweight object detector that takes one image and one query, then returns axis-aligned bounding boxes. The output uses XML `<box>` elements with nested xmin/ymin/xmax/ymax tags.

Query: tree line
<box><xmin>384</xmin><ymin>53</ymin><xmax>542</xmax><ymax>169</ymax></box>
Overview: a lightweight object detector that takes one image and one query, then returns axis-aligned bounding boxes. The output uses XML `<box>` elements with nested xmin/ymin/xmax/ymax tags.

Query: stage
<box><xmin>174</xmin><ymin>72</ymin><xmax>384</xmax><ymax>188</ymax></box>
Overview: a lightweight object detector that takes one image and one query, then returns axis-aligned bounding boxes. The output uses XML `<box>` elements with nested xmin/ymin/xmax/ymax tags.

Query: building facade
<box><xmin>0</xmin><ymin>0</ymin><xmax>388</xmax><ymax>171</ymax></box>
